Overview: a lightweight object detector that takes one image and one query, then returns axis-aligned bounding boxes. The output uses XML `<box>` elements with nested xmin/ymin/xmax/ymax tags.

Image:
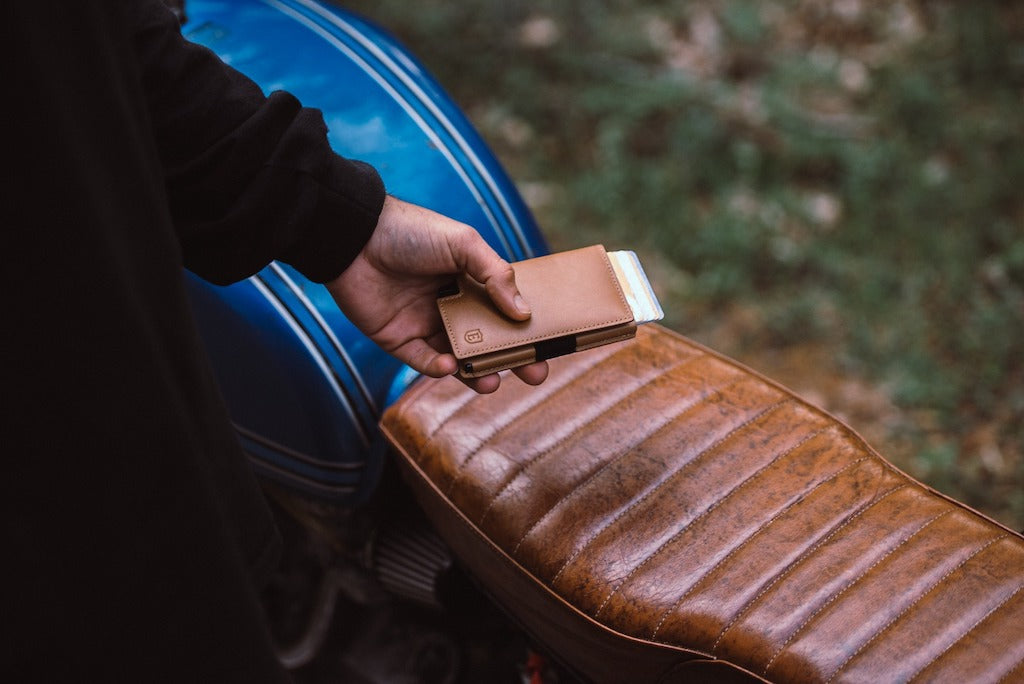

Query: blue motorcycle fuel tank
<box><xmin>182</xmin><ymin>0</ymin><xmax>549</xmax><ymax>503</ymax></box>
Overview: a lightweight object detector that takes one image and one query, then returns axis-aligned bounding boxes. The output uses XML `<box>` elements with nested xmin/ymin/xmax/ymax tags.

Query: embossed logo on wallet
<box><xmin>464</xmin><ymin>329</ymin><xmax>484</xmax><ymax>344</ymax></box>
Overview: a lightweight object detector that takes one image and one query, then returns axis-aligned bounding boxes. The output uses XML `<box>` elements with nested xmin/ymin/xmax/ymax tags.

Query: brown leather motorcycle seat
<box><xmin>381</xmin><ymin>324</ymin><xmax>1024</xmax><ymax>683</ymax></box>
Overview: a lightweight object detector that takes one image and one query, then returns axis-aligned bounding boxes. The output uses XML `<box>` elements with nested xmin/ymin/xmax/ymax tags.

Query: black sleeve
<box><xmin>132</xmin><ymin>0</ymin><xmax>385</xmax><ymax>284</ymax></box>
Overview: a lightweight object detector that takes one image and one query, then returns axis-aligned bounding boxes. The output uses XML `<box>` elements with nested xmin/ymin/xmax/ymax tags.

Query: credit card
<box><xmin>607</xmin><ymin>250</ymin><xmax>664</xmax><ymax>324</ymax></box>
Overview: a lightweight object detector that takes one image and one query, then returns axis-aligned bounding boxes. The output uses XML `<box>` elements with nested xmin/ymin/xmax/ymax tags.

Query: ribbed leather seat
<box><xmin>381</xmin><ymin>324</ymin><xmax>1024</xmax><ymax>683</ymax></box>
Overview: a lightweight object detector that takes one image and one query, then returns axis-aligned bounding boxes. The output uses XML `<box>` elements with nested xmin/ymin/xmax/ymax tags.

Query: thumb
<box><xmin>456</xmin><ymin>233</ymin><xmax>532</xmax><ymax>321</ymax></box>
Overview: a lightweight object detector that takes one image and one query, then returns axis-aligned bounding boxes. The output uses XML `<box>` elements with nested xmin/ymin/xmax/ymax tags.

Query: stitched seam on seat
<box><xmin>710</xmin><ymin>481</ymin><xmax>912</xmax><ymax>653</ymax></box>
<box><xmin>509</xmin><ymin>374</ymin><xmax>744</xmax><ymax>558</ymax></box>
<box><xmin>476</xmin><ymin>354</ymin><xmax>704</xmax><ymax>528</ymax></box>
<box><xmin>825</xmin><ymin>532</ymin><xmax>1010</xmax><ymax>683</ymax></box>
<box><xmin>905</xmin><ymin>556</ymin><xmax>1021</xmax><ymax>682</ymax></box>
<box><xmin>550</xmin><ymin>399</ymin><xmax>786</xmax><ymax>587</ymax></box>
<box><xmin>997</xmin><ymin>656</ymin><xmax>1024</xmax><ymax>684</ymax></box>
<box><xmin>429</xmin><ymin>342</ymin><xmax>626</xmax><ymax>443</ymax></box>
<box><xmin>645</xmin><ymin>448</ymin><xmax>868</xmax><ymax>639</ymax></box>
<box><xmin>388</xmin><ymin>379</ymin><xmax>451</xmax><ymax>450</ymax></box>
<box><xmin>443</xmin><ymin>345</ymin><xmax>640</xmax><ymax>496</ymax></box>
<box><xmin>429</xmin><ymin>341</ymin><xmax>629</xmax><ymax>443</ymax></box>
<box><xmin>763</xmin><ymin>507</ymin><xmax>955</xmax><ymax>676</ymax></box>
<box><xmin>424</xmin><ymin>388</ymin><xmax>480</xmax><ymax>440</ymax></box>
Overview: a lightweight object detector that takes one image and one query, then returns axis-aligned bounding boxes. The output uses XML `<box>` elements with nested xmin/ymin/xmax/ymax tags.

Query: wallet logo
<box><xmin>464</xmin><ymin>329</ymin><xmax>484</xmax><ymax>344</ymax></box>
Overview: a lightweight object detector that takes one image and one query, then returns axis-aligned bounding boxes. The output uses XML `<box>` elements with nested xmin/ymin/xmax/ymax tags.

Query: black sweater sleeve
<box><xmin>131</xmin><ymin>0</ymin><xmax>385</xmax><ymax>284</ymax></box>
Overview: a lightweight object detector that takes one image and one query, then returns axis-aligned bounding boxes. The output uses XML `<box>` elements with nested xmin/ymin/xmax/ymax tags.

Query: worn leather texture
<box><xmin>437</xmin><ymin>245</ymin><xmax>635</xmax><ymax>377</ymax></box>
<box><xmin>381</xmin><ymin>324</ymin><xmax>1024</xmax><ymax>683</ymax></box>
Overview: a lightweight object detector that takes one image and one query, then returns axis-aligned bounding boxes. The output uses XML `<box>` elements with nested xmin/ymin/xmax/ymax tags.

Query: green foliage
<box><xmin>342</xmin><ymin>0</ymin><xmax>1024</xmax><ymax>529</ymax></box>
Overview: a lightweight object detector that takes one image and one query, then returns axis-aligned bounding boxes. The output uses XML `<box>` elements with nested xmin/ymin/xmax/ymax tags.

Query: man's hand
<box><xmin>326</xmin><ymin>196</ymin><xmax>549</xmax><ymax>394</ymax></box>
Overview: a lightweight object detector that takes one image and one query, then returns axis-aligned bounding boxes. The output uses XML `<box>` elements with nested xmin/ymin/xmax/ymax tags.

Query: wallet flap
<box><xmin>438</xmin><ymin>245</ymin><xmax>633</xmax><ymax>360</ymax></box>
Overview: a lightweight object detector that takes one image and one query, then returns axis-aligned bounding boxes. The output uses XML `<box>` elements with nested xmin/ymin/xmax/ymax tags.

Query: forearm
<box><xmin>132</xmin><ymin>0</ymin><xmax>385</xmax><ymax>284</ymax></box>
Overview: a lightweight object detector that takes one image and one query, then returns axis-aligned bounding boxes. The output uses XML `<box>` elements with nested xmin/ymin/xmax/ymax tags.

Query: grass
<box><xmin>341</xmin><ymin>0</ymin><xmax>1024</xmax><ymax>530</ymax></box>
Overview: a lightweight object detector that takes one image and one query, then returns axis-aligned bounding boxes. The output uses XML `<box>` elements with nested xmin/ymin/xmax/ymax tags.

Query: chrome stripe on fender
<box><xmin>249</xmin><ymin>275</ymin><xmax>371</xmax><ymax>447</ymax></box>
<box><xmin>234</xmin><ymin>422</ymin><xmax>364</xmax><ymax>470</ymax></box>
<box><xmin>267</xmin><ymin>262</ymin><xmax>378</xmax><ymax>417</ymax></box>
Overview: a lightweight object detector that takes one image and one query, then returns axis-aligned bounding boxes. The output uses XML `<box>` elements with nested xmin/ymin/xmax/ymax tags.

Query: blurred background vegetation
<box><xmin>343</xmin><ymin>0</ymin><xmax>1024</xmax><ymax>530</ymax></box>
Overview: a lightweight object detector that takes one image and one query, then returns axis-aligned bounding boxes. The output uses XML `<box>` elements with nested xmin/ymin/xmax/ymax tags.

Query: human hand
<box><xmin>326</xmin><ymin>196</ymin><xmax>549</xmax><ymax>394</ymax></box>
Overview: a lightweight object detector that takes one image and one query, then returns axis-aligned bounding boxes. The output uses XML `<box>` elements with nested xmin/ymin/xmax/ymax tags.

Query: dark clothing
<box><xmin>2</xmin><ymin>1</ymin><xmax>385</xmax><ymax>681</ymax></box>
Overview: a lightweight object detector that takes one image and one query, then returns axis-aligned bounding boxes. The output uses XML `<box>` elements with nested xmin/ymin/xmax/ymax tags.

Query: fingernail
<box><xmin>514</xmin><ymin>294</ymin><xmax>531</xmax><ymax>315</ymax></box>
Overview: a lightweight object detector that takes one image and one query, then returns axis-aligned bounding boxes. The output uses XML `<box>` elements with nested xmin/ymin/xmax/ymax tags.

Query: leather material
<box><xmin>381</xmin><ymin>324</ymin><xmax>1024</xmax><ymax>683</ymax></box>
<box><xmin>438</xmin><ymin>245</ymin><xmax>635</xmax><ymax>377</ymax></box>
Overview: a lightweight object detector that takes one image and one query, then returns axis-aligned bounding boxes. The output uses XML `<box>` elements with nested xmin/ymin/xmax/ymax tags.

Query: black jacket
<box><xmin>2</xmin><ymin>1</ymin><xmax>384</xmax><ymax>680</ymax></box>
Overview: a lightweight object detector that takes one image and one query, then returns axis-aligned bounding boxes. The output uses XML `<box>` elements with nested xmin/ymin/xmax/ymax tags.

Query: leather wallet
<box><xmin>437</xmin><ymin>245</ymin><xmax>638</xmax><ymax>378</ymax></box>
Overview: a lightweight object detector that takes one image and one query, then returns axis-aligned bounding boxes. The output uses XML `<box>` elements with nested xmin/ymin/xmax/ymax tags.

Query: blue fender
<box><xmin>182</xmin><ymin>0</ymin><xmax>549</xmax><ymax>503</ymax></box>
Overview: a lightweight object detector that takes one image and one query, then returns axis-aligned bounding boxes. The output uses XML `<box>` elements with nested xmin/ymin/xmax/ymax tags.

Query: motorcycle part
<box><xmin>382</xmin><ymin>324</ymin><xmax>1024</xmax><ymax>683</ymax></box>
<box><xmin>371</xmin><ymin>515</ymin><xmax>454</xmax><ymax>610</ymax></box>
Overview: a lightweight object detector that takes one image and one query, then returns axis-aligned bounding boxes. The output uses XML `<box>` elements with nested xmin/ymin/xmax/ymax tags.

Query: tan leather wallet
<box><xmin>437</xmin><ymin>245</ymin><xmax>637</xmax><ymax>378</ymax></box>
